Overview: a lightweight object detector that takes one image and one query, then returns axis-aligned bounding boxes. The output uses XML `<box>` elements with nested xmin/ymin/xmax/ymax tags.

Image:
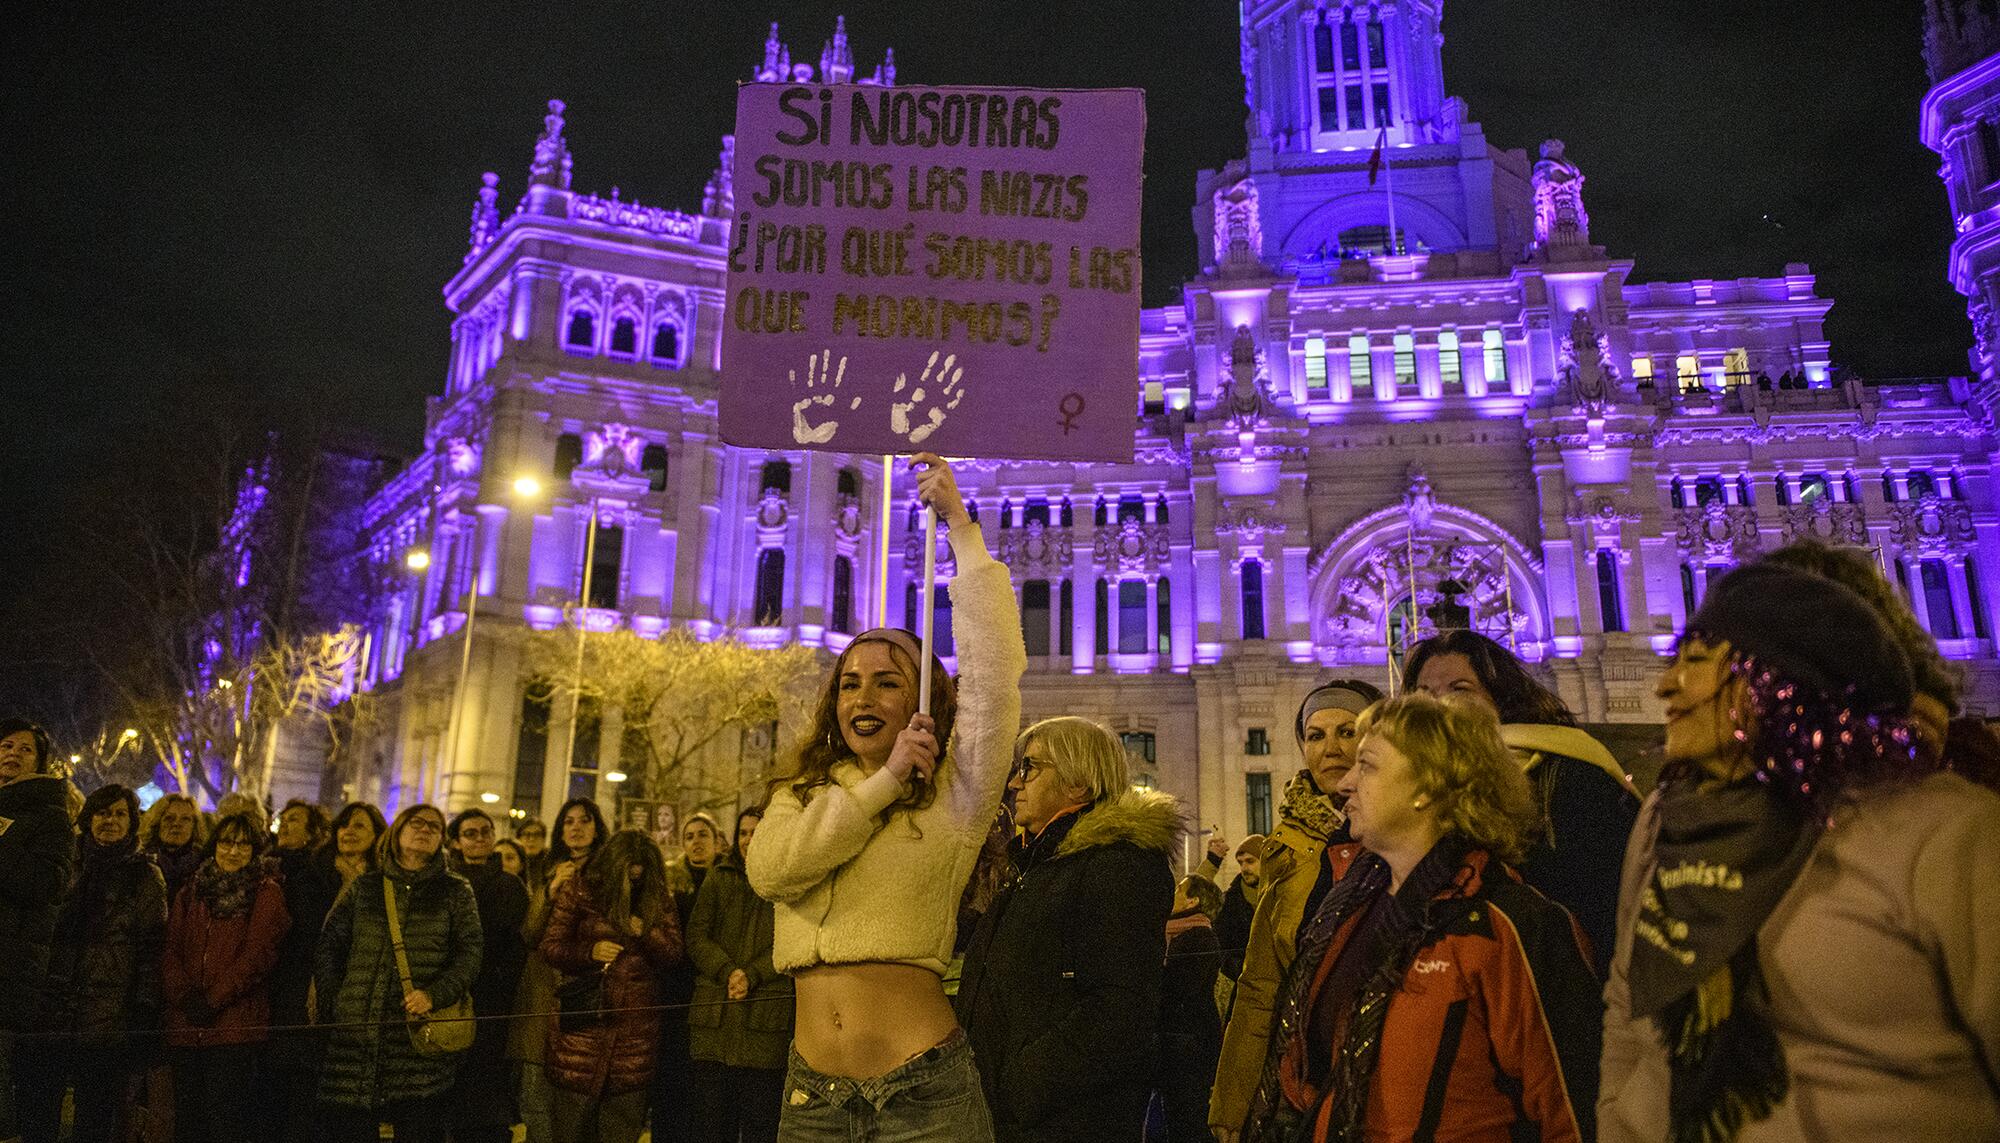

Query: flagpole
<box><xmin>1380</xmin><ymin>126</ymin><xmax>1400</xmax><ymax>254</ymax></box>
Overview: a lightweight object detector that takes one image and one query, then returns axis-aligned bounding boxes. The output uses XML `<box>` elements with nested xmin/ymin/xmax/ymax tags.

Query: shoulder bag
<box><xmin>382</xmin><ymin>876</ymin><xmax>474</xmax><ymax>1055</ymax></box>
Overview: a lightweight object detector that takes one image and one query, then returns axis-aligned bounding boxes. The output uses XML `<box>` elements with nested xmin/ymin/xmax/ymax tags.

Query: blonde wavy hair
<box><xmin>139</xmin><ymin>792</ymin><xmax>209</xmax><ymax>849</ymax></box>
<box><xmin>1355</xmin><ymin>692</ymin><xmax>1537</xmax><ymax>863</ymax></box>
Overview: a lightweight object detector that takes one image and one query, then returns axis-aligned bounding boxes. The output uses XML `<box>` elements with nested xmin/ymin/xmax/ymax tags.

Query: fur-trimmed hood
<box><xmin>1054</xmin><ymin>788</ymin><xmax>1186</xmax><ymax>859</ymax></box>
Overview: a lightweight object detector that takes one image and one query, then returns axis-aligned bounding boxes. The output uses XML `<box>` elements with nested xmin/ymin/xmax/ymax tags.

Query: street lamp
<box><xmin>404</xmin><ymin>548</ymin><xmax>432</xmax><ymax>572</ymax></box>
<box><xmin>480</xmin><ymin>791</ymin><xmax>500</xmax><ymax>804</ymax></box>
<box><xmin>512</xmin><ymin>475</ymin><xmax>543</xmax><ymax>499</ymax></box>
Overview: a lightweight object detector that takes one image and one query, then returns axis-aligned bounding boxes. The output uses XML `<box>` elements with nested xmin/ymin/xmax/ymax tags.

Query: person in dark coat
<box><xmin>266</xmin><ymin>800</ymin><xmax>380</xmax><ymax>1143</ymax></box>
<box><xmin>652</xmin><ymin>812</ymin><xmax>721</xmax><ymax>1143</ymax></box>
<box><xmin>957</xmin><ymin>716</ymin><xmax>1182</xmax><ymax>1143</ymax></box>
<box><xmin>1213</xmin><ymin>835</ymin><xmax>1262</xmax><ymax>983</ymax></box>
<box><xmin>1153</xmin><ymin>876</ymin><xmax>1223</xmax><ymax>1143</ymax></box>
<box><xmin>140</xmin><ymin>792</ymin><xmax>208</xmax><ymax>902</ymax></box>
<box><xmin>1404</xmin><ymin>630</ymin><xmax>1638</xmax><ymax>973</ymax></box>
<box><xmin>0</xmin><ymin>718</ymin><xmax>76</xmax><ymax>1142</ymax></box>
<box><xmin>686</xmin><ymin>807</ymin><xmax>792</xmax><ymax>1143</ymax></box>
<box><xmin>514</xmin><ymin>797</ymin><xmax>607</xmax><ymax>1143</ymax></box>
<box><xmin>540</xmin><ymin>829</ymin><xmax>685</xmax><ymax>1143</ymax></box>
<box><xmin>18</xmin><ymin>783</ymin><xmax>168</xmax><ymax>1143</ymax></box>
<box><xmin>446</xmin><ymin>807</ymin><xmax>530</xmax><ymax>1143</ymax></box>
<box><xmin>314</xmin><ymin>803</ymin><xmax>482</xmax><ymax>1143</ymax></box>
<box><xmin>163</xmin><ymin>812</ymin><xmax>291</xmax><ymax>1143</ymax></box>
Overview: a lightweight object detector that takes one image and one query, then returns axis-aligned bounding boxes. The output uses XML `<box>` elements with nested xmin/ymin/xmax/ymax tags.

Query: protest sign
<box><xmin>720</xmin><ymin>83</ymin><xmax>1144</xmax><ymax>462</ymax></box>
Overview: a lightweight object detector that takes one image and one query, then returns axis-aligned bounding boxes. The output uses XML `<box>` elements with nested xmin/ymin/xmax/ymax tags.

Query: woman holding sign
<box><xmin>747</xmin><ymin>452</ymin><xmax>1025</xmax><ymax>1141</ymax></box>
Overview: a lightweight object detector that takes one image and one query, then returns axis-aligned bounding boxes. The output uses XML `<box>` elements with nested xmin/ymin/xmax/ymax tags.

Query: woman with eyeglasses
<box><xmin>162</xmin><ymin>812</ymin><xmax>291</xmax><ymax>1143</ymax></box>
<box><xmin>746</xmin><ymin>453</ymin><xmax>1025</xmax><ymax>1141</ymax></box>
<box><xmin>314</xmin><ymin>804</ymin><xmax>483</xmax><ymax>1143</ymax></box>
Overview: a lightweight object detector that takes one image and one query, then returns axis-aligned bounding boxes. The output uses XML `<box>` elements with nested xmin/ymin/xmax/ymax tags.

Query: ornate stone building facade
<box><xmin>337</xmin><ymin>7</ymin><xmax>2000</xmax><ymax>834</ymax></box>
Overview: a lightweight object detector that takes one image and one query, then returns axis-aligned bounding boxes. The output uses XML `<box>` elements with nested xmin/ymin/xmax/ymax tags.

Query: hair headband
<box><xmin>1296</xmin><ymin>685</ymin><xmax>1376</xmax><ymax>738</ymax></box>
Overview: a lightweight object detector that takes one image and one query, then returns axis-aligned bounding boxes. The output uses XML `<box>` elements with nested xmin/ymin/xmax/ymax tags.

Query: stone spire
<box><xmin>757</xmin><ymin>22</ymin><xmax>784</xmax><ymax>82</ymax></box>
<box><xmin>529</xmin><ymin>99</ymin><xmax>571</xmax><ymax>190</ymax></box>
<box><xmin>865</xmin><ymin>46</ymin><xmax>896</xmax><ymax>86</ymax></box>
<box><xmin>821</xmin><ymin>15</ymin><xmax>853</xmax><ymax>83</ymax></box>
<box><xmin>703</xmin><ymin>136</ymin><xmax>735</xmax><ymax>218</ymax></box>
<box><xmin>466</xmin><ymin>172</ymin><xmax>500</xmax><ymax>262</ymax></box>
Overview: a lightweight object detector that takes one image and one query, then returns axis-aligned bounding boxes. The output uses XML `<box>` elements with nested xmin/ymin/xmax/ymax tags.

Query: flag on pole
<box><xmin>1367</xmin><ymin>126</ymin><xmax>1388</xmax><ymax>186</ymax></box>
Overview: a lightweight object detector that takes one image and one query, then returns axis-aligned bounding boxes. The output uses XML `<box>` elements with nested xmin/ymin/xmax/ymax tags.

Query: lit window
<box><xmin>1143</xmin><ymin>380</ymin><xmax>1165</xmax><ymax>415</ymax></box>
<box><xmin>1723</xmin><ymin>348</ymin><xmax>1750</xmax><ymax>388</ymax></box>
<box><xmin>1349</xmin><ymin>335</ymin><xmax>1373</xmax><ymax>395</ymax></box>
<box><xmin>1393</xmin><ymin>333</ymin><xmax>1416</xmax><ymax>389</ymax></box>
<box><xmin>1483</xmin><ymin>328</ymin><xmax>1508</xmax><ymax>386</ymax></box>
<box><xmin>1304</xmin><ymin>336</ymin><xmax>1327</xmax><ymax>389</ymax></box>
<box><xmin>1438</xmin><ymin>330</ymin><xmax>1461</xmax><ymax>389</ymax></box>
<box><xmin>1676</xmin><ymin>354</ymin><xmax>1702</xmax><ymax>393</ymax></box>
<box><xmin>1630</xmin><ymin>356</ymin><xmax>1653</xmax><ymax>385</ymax></box>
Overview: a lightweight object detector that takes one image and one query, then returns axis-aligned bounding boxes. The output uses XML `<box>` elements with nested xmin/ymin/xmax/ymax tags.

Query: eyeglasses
<box><xmin>214</xmin><ymin>840</ymin><xmax>254</xmax><ymax>851</ymax></box>
<box><xmin>458</xmin><ymin>826</ymin><xmax>495</xmax><ymax>839</ymax></box>
<box><xmin>1011</xmin><ymin>756</ymin><xmax>1051</xmax><ymax>783</ymax></box>
<box><xmin>404</xmin><ymin>818</ymin><xmax>444</xmax><ymax>835</ymax></box>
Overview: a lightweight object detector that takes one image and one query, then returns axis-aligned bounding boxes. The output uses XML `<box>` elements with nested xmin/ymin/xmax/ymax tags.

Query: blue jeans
<box><xmin>777</xmin><ymin>1031</ymin><xmax>993</xmax><ymax>1143</ymax></box>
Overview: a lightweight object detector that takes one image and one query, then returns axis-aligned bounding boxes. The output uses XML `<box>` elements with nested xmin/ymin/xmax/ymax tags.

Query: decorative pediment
<box><xmin>1674</xmin><ymin>502</ymin><xmax>1761</xmax><ymax>561</ymax></box>
<box><xmin>1888</xmin><ymin>493</ymin><xmax>1975</xmax><ymax>556</ymax></box>
<box><xmin>998</xmin><ymin>520</ymin><xmax>1074</xmax><ymax>578</ymax></box>
<box><xmin>1092</xmin><ymin>518</ymin><xmax>1170</xmax><ymax>577</ymax></box>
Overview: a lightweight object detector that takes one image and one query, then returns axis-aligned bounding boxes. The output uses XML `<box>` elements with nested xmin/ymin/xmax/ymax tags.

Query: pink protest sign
<box><xmin>720</xmin><ymin>83</ymin><xmax>1144</xmax><ymax>462</ymax></box>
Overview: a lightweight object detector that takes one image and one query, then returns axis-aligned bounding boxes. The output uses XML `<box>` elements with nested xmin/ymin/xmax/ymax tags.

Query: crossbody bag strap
<box><xmin>382</xmin><ymin>877</ymin><xmax>418</xmax><ymax>996</ymax></box>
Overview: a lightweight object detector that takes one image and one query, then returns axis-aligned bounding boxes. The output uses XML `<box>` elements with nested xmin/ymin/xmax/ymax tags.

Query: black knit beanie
<box><xmin>1688</xmin><ymin>563</ymin><xmax>1914</xmax><ymax>715</ymax></box>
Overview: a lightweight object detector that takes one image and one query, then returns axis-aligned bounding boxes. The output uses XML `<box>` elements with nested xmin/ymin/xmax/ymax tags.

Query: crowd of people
<box><xmin>0</xmin><ymin>454</ymin><xmax>1996</xmax><ymax>1143</ymax></box>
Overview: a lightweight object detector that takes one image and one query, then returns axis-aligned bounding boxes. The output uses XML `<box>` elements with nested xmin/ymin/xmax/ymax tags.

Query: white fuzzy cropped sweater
<box><xmin>747</xmin><ymin>522</ymin><xmax>1025</xmax><ymax>976</ymax></box>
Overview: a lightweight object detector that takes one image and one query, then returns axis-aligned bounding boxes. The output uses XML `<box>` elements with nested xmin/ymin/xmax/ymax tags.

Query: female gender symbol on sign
<box><xmin>1057</xmin><ymin>392</ymin><xmax>1086</xmax><ymax>434</ymax></box>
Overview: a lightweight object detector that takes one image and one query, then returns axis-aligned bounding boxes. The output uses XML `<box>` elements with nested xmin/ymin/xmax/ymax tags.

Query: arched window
<box><xmin>565</xmin><ymin>310</ymin><xmax>596</xmax><ymax>351</ymax></box>
<box><xmin>1909</xmin><ymin>470</ymin><xmax>1938</xmax><ymax>498</ymax></box>
<box><xmin>1596</xmin><ymin>550</ymin><xmax>1625</xmax><ymax>633</ymax></box>
<box><xmin>1669</xmin><ymin>477</ymin><xmax>1686</xmax><ymax>509</ymax></box>
<box><xmin>609</xmin><ymin>316</ymin><xmax>638</xmax><ymax>356</ymax></box>
<box><xmin>1155</xmin><ymin>495</ymin><xmax>1170</xmax><ymax>525</ymax></box>
<box><xmin>831</xmin><ymin>556</ymin><xmax>853</xmax><ymax>634</ymax></box>
<box><xmin>1241</xmin><ymin>560</ymin><xmax>1267</xmax><ymax>640</ymax></box>
<box><xmin>837</xmin><ymin>468</ymin><xmax>859</xmax><ymax>498</ymax></box>
<box><xmin>641</xmin><ymin>444</ymin><xmax>669</xmax><ymax>493</ymax></box>
<box><xmin>760</xmin><ymin>460</ymin><xmax>791</xmax><ymax>495</ymax></box>
<box><xmin>1059</xmin><ymin>497</ymin><xmax>1074</xmax><ymax>527</ymax></box>
<box><xmin>754</xmin><ymin>549</ymin><xmax>785</xmax><ymax>625</ymax></box>
<box><xmin>651</xmin><ymin>322</ymin><xmax>681</xmax><ymax>366</ymax></box>
<box><xmin>1094</xmin><ymin>497</ymin><xmax>1108</xmax><ymax>527</ymax></box>
<box><xmin>1024</xmin><ymin>498</ymin><xmax>1050</xmax><ymax>527</ymax></box>
<box><xmin>553</xmin><ymin>433</ymin><xmax>583</xmax><ymax>480</ymax></box>
<box><xmin>1118</xmin><ymin>494</ymin><xmax>1145</xmax><ymax>523</ymax></box>
<box><xmin>998</xmin><ymin>498</ymin><xmax>1013</xmax><ymax>529</ymax></box>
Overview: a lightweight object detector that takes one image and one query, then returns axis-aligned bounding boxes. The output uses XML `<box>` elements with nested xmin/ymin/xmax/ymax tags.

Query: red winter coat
<box><xmin>162</xmin><ymin>871</ymin><xmax>291</xmax><ymax>1048</ymax></box>
<box><xmin>539</xmin><ymin>874</ymin><xmax>684</xmax><ymax>1097</ymax></box>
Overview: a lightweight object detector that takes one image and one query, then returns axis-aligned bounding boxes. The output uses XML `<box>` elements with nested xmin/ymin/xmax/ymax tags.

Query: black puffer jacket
<box><xmin>43</xmin><ymin>833</ymin><xmax>168</xmax><ymax>1044</ymax></box>
<box><xmin>957</xmin><ymin>790</ymin><xmax>1181</xmax><ymax>1143</ymax></box>
<box><xmin>270</xmin><ymin>846</ymin><xmax>341</xmax><ymax>1027</ymax></box>
<box><xmin>0</xmin><ymin>774</ymin><xmax>75</xmax><ymax>1033</ymax></box>
<box><xmin>314</xmin><ymin>850</ymin><xmax>482</xmax><ymax>1110</ymax></box>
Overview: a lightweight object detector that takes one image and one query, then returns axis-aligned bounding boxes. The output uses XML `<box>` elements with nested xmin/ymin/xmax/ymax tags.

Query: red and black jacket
<box><xmin>1278</xmin><ymin>848</ymin><xmax>1602</xmax><ymax>1142</ymax></box>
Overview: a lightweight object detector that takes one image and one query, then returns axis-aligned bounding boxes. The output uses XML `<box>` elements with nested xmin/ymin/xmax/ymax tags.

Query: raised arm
<box><xmin>913</xmin><ymin>453</ymin><xmax>1026</xmax><ymax>833</ymax></box>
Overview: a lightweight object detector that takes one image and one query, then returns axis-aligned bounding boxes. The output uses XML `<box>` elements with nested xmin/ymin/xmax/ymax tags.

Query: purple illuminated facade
<box><xmin>345</xmin><ymin>8</ymin><xmax>2000</xmax><ymax>830</ymax></box>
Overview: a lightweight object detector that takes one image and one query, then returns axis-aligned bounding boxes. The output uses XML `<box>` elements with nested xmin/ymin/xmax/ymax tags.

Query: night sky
<box><xmin>0</xmin><ymin>2</ymin><xmax>1968</xmax><ymax>659</ymax></box>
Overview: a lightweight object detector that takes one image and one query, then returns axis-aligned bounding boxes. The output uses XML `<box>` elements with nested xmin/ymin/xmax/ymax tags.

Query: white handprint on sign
<box><xmin>889</xmin><ymin>351</ymin><xmax>967</xmax><ymax>446</ymax></box>
<box><xmin>789</xmin><ymin>350</ymin><xmax>860</xmax><ymax>445</ymax></box>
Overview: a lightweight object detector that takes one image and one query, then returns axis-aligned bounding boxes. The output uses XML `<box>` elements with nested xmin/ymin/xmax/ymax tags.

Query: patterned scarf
<box><xmin>1629</xmin><ymin>777</ymin><xmax>1822</xmax><ymax>1143</ymax></box>
<box><xmin>1279</xmin><ymin>770</ymin><xmax>1345</xmax><ymax>843</ymax></box>
<box><xmin>194</xmin><ymin>857</ymin><xmax>262</xmax><ymax>919</ymax></box>
<box><xmin>1246</xmin><ymin>837</ymin><xmax>1476</xmax><ymax>1143</ymax></box>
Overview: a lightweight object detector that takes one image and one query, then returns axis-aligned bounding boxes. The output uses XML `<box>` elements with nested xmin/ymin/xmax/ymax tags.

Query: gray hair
<box><xmin>1016</xmin><ymin>716</ymin><xmax>1128</xmax><ymax>804</ymax></box>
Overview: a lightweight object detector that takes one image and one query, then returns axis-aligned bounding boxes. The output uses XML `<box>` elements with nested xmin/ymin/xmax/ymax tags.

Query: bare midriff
<box><xmin>792</xmin><ymin>962</ymin><xmax>961</xmax><ymax>1079</ymax></box>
